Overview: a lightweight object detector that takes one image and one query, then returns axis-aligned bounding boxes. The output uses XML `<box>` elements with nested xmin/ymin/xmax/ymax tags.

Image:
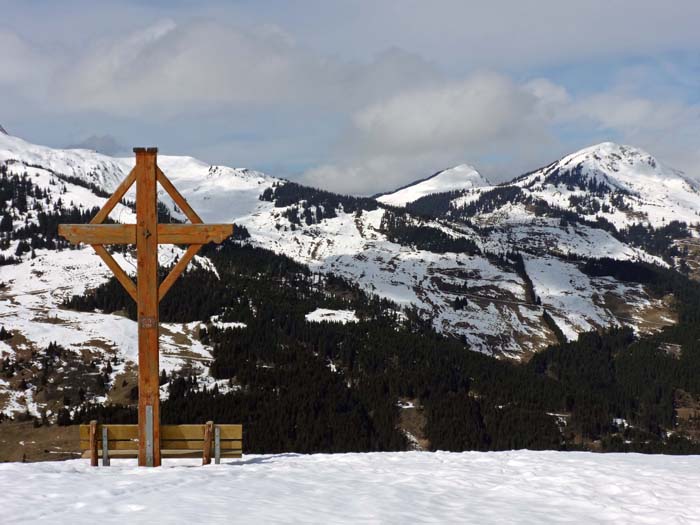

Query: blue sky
<box><xmin>1</xmin><ymin>0</ymin><xmax>699</xmax><ymax>194</ymax></box>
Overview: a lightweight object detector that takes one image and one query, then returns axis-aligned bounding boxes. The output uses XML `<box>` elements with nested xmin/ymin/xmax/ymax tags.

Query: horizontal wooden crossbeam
<box><xmin>158</xmin><ymin>224</ymin><xmax>233</xmax><ymax>244</ymax></box>
<box><xmin>58</xmin><ymin>223</ymin><xmax>233</xmax><ymax>245</ymax></box>
<box><xmin>59</xmin><ymin>224</ymin><xmax>133</xmax><ymax>244</ymax></box>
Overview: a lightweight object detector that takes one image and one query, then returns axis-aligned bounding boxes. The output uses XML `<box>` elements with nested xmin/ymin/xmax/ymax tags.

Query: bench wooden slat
<box><xmin>81</xmin><ymin>450</ymin><xmax>242</xmax><ymax>459</ymax></box>
<box><xmin>81</xmin><ymin>440</ymin><xmax>243</xmax><ymax>451</ymax></box>
<box><xmin>81</xmin><ymin>440</ymin><xmax>139</xmax><ymax>451</ymax></box>
<box><xmin>216</xmin><ymin>425</ymin><xmax>243</xmax><ymax>440</ymax></box>
<box><xmin>160</xmin><ymin>425</ymin><xmax>242</xmax><ymax>440</ymax></box>
<box><xmin>159</xmin><ymin>425</ymin><xmax>206</xmax><ymax>440</ymax></box>
<box><xmin>160</xmin><ymin>439</ymin><xmax>242</xmax><ymax>450</ymax></box>
<box><xmin>80</xmin><ymin>424</ymin><xmax>242</xmax><ymax>440</ymax></box>
<box><xmin>79</xmin><ymin>425</ymin><xmax>139</xmax><ymax>440</ymax></box>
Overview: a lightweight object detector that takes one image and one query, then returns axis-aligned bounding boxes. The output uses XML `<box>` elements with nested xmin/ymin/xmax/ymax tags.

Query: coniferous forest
<box><xmin>63</xmin><ymin>240</ymin><xmax>700</xmax><ymax>455</ymax></box>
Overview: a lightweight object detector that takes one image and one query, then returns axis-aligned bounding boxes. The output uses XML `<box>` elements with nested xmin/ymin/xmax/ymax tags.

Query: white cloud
<box><xmin>303</xmin><ymin>74</ymin><xmax>557</xmax><ymax>194</ymax></box>
<box><xmin>353</xmin><ymin>73</ymin><xmax>537</xmax><ymax>153</ymax></box>
<box><xmin>1</xmin><ymin>6</ymin><xmax>699</xmax><ymax>195</ymax></box>
<box><xmin>0</xmin><ymin>30</ymin><xmax>53</xmax><ymax>88</ymax></box>
<box><xmin>40</xmin><ymin>19</ymin><xmax>437</xmax><ymax>119</ymax></box>
<box><xmin>303</xmin><ymin>73</ymin><xmax>700</xmax><ymax>195</ymax></box>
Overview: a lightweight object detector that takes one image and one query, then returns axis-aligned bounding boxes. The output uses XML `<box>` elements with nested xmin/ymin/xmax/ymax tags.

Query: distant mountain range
<box><xmin>64</xmin><ymin>134</ymin><xmax>126</xmax><ymax>156</ymax></box>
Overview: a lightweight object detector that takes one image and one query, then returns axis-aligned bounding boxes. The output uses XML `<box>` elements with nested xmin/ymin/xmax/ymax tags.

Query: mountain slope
<box><xmin>0</xmin><ymin>135</ymin><xmax>678</xmax><ymax>356</ymax></box>
<box><xmin>3</xmin><ymin>133</ymin><xmax>700</xmax><ymax>456</ymax></box>
<box><xmin>376</xmin><ymin>164</ymin><xmax>489</xmax><ymax>207</ymax></box>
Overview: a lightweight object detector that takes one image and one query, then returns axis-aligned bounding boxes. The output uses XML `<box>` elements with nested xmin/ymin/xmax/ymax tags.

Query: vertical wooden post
<box><xmin>203</xmin><ymin>421</ymin><xmax>214</xmax><ymax>465</ymax></box>
<box><xmin>135</xmin><ymin>147</ymin><xmax>161</xmax><ymax>467</ymax></box>
<box><xmin>89</xmin><ymin>420</ymin><xmax>98</xmax><ymax>467</ymax></box>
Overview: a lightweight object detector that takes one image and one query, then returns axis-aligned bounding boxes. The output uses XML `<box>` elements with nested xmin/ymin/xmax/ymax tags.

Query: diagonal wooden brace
<box><xmin>158</xmin><ymin>244</ymin><xmax>202</xmax><ymax>302</ymax></box>
<box><xmin>91</xmin><ymin>244</ymin><xmax>137</xmax><ymax>301</ymax></box>
<box><xmin>91</xmin><ymin>168</ymin><xmax>137</xmax><ymax>225</ymax></box>
<box><xmin>157</xmin><ymin>168</ymin><xmax>203</xmax><ymax>224</ymax></box>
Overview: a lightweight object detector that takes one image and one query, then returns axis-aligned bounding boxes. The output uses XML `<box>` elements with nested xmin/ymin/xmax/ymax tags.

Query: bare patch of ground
<box><xmin>675</xmin><ymin>238</ymin><xmax>700</xmax><ymax>282</ymax></box>
<box><xmin>397</xmin><ymin>398</ymin><xmax>429</xmax><ymax>450</ymax></box>
<box><xmin>675</xmin><ymin>390</ymin><xmax>700</xmax><ymax>442</ymax></box>
<box><xmin>106</xmin><ymin>364</ymin><xmax>139</xmax><ymax>406</ymax></box>
<box><xmin>0</xmin><ymin>421</ymin><xmax>81</xmax><ymax>462</ymax></box>
<box><xmin>603</xmin><ymin>291</ymin><xmax>677</xmax><ymax>334</ymax></box>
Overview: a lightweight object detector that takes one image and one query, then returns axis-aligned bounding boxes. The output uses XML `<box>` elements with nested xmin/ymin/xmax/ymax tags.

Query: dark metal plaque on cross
<box><xmin>58</xmin><ymin>147</ymin><xmax>232</xmax><ymax>467</ymax></box>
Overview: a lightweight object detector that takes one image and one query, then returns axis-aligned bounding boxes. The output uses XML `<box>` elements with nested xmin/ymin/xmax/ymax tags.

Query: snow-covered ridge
<box><xmin>0</xmin><ymin>133</ymin><xmax>128</xmax><ymax>191</ymax></box>
<box><xmin>0</xmin><ymin>132</ymin><xmax>281</xmax><ymax>224</ymax></box>
<box><xmin>118</xmin><ymin>155</ymin><xmax>279</xmax><ymax>223</ymax></box>
<box><xmin>377</xmin><ymin>164</ymin><xmax>489</xmax><ymax>206</ymax></box>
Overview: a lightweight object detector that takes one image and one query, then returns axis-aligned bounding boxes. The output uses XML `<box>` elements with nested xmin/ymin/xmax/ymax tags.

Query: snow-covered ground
<box><xmin>0</xmin><ymin>247</ymin><xmax>218</xmax><ymax>417</ymax></box>
<box><xmin>305</xmin><ymin>308</ymin><xmax>359</xmax><ymax>324</ymax></box>
<box><xmin>2</xmin><ymin>451</ymin><xmax>699</xmax><ymax>524</ymax></box>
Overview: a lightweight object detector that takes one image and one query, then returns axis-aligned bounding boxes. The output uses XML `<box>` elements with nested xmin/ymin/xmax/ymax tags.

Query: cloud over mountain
<box><xmin>1</xmin><ymin>3</ymin><xmax>699</xmax><ymax>195</ymax></box>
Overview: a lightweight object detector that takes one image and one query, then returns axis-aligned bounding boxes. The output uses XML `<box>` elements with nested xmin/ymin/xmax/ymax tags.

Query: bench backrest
<box><xmin>79</xmin><ymin>423</ymin><xmax>243</xmax><ymax>455</ymax></box>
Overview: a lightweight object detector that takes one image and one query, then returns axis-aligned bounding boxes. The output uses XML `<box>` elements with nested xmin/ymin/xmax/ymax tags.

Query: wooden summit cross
<box><xmin>58</xmin><ymin>147</ymin><xmax>232</xmax><ymax>467</ymax></box>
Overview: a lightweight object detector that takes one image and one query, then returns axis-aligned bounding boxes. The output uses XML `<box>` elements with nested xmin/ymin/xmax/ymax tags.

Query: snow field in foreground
<box><xmin>2</xmin><ymin>451</ymin><xmax>700</xmax><ymax>524</ymax></box>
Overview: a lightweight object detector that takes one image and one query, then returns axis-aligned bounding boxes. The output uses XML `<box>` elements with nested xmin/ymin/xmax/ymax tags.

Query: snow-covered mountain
<box><xmin>65</xmin><ymin>134</ymin><xmax>126</xmax><ymax>156</ymax></box>
<box><xmin>450</xmin><ymin>143</ymin><xmax>700</xmax><ymax>230</ymax></box>
<box><xmin>377</xmin><ymin>164</ymin><xmax>489</xmax><ymax>207</ymax></box>
<box><xmin>0</xmin><ymin>124</ymin><xmax>7</xmax><ymax>135</ymax></box>
<box><xmin>518</xmin><ymin>142</ymin><xmax>700</xmax><ymax>228</ymax></box>
<box><xmin>0</xmin><ymin>132</ymin><xmax>693</xmax><ymax>419</ymax></box>
<box><xmin>0</xmin><ymin>133</ymin><xmax>129</xmax><ymax>193</ymax></box>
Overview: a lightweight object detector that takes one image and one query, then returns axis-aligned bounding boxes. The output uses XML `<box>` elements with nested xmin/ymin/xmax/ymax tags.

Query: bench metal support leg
<box><xmin>215</xmin><ymin>426</ymin><xmax>221</xmax><ymax>465</ymax></box>
<box><xmin>102</xmin><ymin>426</ymin><xmax>110</xmax><ymax>466</ymax></box>
<box><xmin>145</xmin><ymin>405</ymin><xmax>154</xmax><ymax>467</ymax></box>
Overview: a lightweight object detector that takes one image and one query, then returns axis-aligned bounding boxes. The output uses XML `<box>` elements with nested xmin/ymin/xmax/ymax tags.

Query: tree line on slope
<box><xmin>4</xmin><ymin>157</ymin><xmax>698</xmax><ymax>453</ymax></box>
<box><xmin>403</xmin><ymin>182</ymin><xmax>691</xmax><ymax>264</ymax></box>
<box><xmin>58</xmin><ymin>242</ymin><xmax>700</xmax><ymax>454</ymax></box>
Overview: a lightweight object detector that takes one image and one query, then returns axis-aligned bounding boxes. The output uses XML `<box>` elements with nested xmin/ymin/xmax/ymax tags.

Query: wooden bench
<box><xmin>79</xmin><ymin>421</ymin><xmax>242</xmax><ymax>466</ymax></box>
